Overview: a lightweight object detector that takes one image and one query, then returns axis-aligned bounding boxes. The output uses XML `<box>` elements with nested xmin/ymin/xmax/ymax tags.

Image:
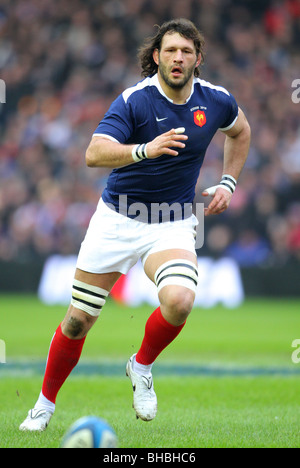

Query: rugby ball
<box><xmin>61</xmin><ymin>416</ymin><xmax>117</xmax><ymax>448</ymax></box>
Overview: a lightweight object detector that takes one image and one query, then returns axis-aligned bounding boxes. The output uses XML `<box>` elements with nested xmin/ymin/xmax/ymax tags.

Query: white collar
<box><xmin>151</xmin><ymin>73</ymin><xmax>195</xmax><ymax>104</ymax></box>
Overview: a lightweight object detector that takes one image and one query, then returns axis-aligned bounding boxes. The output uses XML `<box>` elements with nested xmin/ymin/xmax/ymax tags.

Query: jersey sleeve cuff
<box><xmin>92</xmin><ymin>133</ymin><xmax>120</xmax><ymax>143</ymax></box>
<box><xmin>219</xmin><ymin>114</ymin><xmax>238</xmax><ymax>132</ymax></box>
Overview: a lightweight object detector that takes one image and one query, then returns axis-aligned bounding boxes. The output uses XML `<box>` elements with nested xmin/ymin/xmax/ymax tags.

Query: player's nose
<box><xmin>173</xmin><ymin>50</ymin><xmax>184</xmax><ymax>62</ymax></box>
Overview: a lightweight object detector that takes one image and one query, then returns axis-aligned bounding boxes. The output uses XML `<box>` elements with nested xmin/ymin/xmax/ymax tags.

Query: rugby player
<box><xmin>20</xmin><ymin>18</ymin><xmax>250</xmax><ymax>431</ymax></box>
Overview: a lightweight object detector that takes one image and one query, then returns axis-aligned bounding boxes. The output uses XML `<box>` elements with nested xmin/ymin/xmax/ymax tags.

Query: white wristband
<box><xmin>203</xmin><ymin>175</ymin><xmax>237</xmax><ymax>196</ymax></box>
<box><xmin>219</xmin><ymin>174</ymin><xmax>237</xmax><ymax>194</ymax></box>
<box><xmin>132</xmin><ymin>143</ymin><xmax>148</xmax><ymax>162</ymax></box>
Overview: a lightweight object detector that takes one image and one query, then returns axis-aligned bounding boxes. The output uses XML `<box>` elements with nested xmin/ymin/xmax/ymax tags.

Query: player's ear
<box><xmin>153</xmin><ymin>48</ymin><xmax>159</xmax><ymax>66</ymax></box>
<box><xmin>196</xmin><ymin>53</ymin><xmax>202</xmax><ymax>68</ymax></box>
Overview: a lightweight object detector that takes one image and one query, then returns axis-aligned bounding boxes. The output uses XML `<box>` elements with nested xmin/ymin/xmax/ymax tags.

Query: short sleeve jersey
<box><xmin>93</xmin><ymin>74</ymin><xmax>238</xmax><ymax>221</ymax></box>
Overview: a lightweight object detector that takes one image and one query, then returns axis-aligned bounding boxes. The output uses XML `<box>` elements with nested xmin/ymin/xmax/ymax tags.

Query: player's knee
<box><xmin>62</xmin><ymin>308</ymin><xmax>94</xmax><ymax>338</ymax></box>
<box><xmin>161</xmin><ymin>286</ymin><xmax>195</xmax><ymax>324</ymax></box>
<box><xmin>154</xmin><ymin>259</ymin><xmax>198</xmax><ymax>325</ymax></box>
<box><xmin>63</xmin><ymin>279</ymin><xmax>110</xmax><ymax>338</ymax></box>
<box><xmin>64</xmin><ymin>314</ymin><xmax>87</xmax><ymax>338</ymax></box>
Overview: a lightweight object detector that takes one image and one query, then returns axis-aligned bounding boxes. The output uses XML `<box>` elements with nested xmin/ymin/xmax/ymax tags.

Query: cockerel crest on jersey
<box><xmin>194</xmin><ymin>110</ymin><xmax>206</xmax><ymax>127</ymax></box>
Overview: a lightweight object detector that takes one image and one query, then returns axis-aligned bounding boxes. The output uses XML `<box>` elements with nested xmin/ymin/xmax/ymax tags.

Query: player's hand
<box><xmin>146</xmin><ymin>128</ymin><xmax>188</xmax><ymax>159</ymax></box>
<box><xmin>202</xmin><ymin>186</ymin><xmax>232</xmax><ymax>216</ymax></box>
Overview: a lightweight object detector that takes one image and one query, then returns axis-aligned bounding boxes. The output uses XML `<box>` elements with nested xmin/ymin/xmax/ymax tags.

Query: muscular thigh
<box><xmin>74</xmin><ymin>268</ymin><xmax>122</xmax><ymax>291</ymax></box>
<box><xmin>144</xmin><ymin>249</ymin><xmax>197</xmax><ymax>283</ymax></box>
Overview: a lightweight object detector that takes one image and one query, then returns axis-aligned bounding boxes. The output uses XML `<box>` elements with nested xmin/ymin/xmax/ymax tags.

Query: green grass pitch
<box><xmin>0</xmin><ymin>294</ymin><xmax>300</xmax><ymax>448</ymax></box>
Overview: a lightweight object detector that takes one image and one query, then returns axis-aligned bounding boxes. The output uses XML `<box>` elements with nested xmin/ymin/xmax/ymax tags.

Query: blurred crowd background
<box><xmin>0</xmin><ymin>0</ymin><xmax>299</xmax><ymax>269</ymax></box>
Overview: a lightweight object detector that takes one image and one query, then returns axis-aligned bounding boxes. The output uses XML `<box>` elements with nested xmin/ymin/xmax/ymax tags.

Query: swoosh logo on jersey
<box><xmin>156</xmin><ymin>117</ymin><xmax>168</xmax><ymax>122</ymax></box>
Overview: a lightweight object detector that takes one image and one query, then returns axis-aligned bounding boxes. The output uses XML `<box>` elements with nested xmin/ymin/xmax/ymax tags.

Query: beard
<box><xmin>158</xmin><ymin>61</ymin><xmax>196</xmax><ymax>89</ymax></box>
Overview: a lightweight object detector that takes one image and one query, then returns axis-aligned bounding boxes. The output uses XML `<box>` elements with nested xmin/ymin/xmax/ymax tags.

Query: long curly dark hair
<box><xmin>138</xmin><ymin>18</ymin><xmax>205</xmax><ymax>78</ymax></box>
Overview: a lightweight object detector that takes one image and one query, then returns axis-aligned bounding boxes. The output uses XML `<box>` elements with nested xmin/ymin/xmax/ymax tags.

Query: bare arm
<box><xmin>202</xmin><ymin>107</ymin><xmax>251</xmax><ymax>216</ymax></box>
<box><xmin>85</xmin><ymin>137</ymin><xmax>135</xmax><ymax>168</ymax></box>
<box><xmin>222</xmin><ymin>107</ymin><xmax>251</xmax><ymax>180</ymax></box>
<box><xmin>85</xmin><ymin>129</ymin><xmax>188</xmax><ymax>168</ymax></box>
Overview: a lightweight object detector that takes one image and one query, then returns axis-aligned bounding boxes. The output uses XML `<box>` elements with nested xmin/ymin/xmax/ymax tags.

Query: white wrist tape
<box><xmin>132</xmin><ymin>143</ymin><xmax>148</xmax><ymax>162</ymax></box>
<box><xmin>204</xmin><ymin>174</ymin><xmax>237</xmax><ymax>196</ymax></box>
<box><xmin>219</xmin><ymin>174</ymin><xmax>237</xmax><ymax>194</ymax></box>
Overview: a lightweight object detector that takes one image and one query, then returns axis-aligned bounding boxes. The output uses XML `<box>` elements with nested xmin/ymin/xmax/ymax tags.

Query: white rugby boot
<box><xmin>126</xmin><ymin>354</ymin><xmax>157</xmax><ymax>421</ymax></box>
<box><xmin>19</xmin><ymin>409</ymin><xmax>53</xmax><ymax>432</ymax></box>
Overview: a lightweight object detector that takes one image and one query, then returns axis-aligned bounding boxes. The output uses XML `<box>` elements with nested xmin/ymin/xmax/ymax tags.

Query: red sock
<box><xmin>42</xmin><ymin>324</ymin><xmax>85</xmax><ymax>404</ymax></box>
<box><xmin>136</xmin><ymin>307</ymin><xmax>185</xmax><ymax>365</ymax></box>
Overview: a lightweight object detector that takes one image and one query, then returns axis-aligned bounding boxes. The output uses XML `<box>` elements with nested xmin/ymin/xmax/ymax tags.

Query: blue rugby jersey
<box><xmin>93</xmin><ymin>74</ymin><xmax>238</xmax><ymax>222</ymax></box>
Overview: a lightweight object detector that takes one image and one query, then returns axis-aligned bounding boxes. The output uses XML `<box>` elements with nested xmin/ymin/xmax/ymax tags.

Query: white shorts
<box><xmin>76</xmin><ymin>198</ymin><xmax>198</xmax><ymax>275</ymax></box>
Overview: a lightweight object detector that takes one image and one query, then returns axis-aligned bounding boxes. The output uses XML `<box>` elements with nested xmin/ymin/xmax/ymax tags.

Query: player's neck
<box><xmin>157</xmin><ymin>72</ymin><xmax>193</xmax><ymax>105</ymax></box>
